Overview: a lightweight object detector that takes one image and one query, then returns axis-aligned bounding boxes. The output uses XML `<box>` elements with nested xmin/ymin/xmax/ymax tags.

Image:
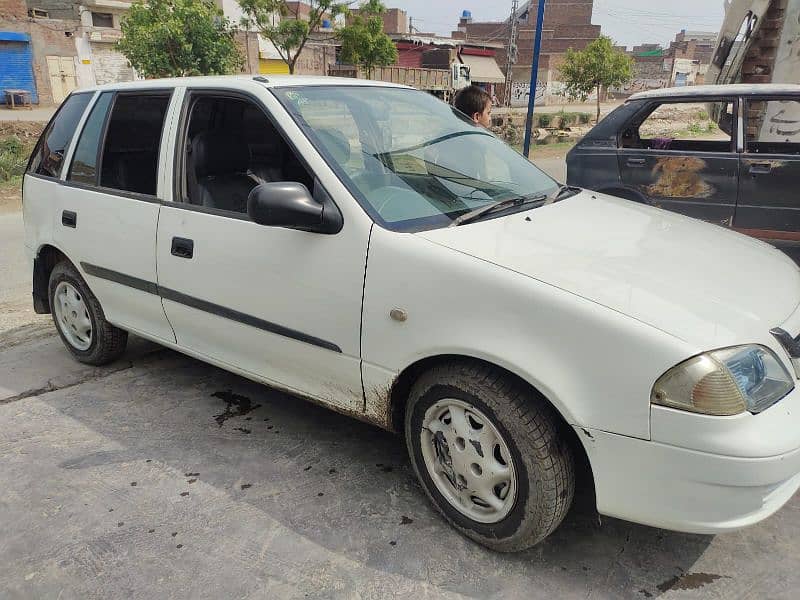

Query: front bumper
<box><xmin>577</xmin><ymin>426</ymin><xmax>800</xmax><ymax>533</ymax></box>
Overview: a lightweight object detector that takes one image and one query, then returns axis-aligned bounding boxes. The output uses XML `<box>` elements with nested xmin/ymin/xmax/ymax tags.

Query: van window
<box><xmin>746</xmin><ymin>99</ymin><xmax>800</xmax><ymax>155</ymax></box>
<box><xmin>99</xmin><ymin>93</ymin><xmax>171</xmax><ymax>196</ymax></box>
<box><xmin>28</xmin><ymin>93</ymin><xmax>92</xmax><ymax>178</ymax></box>
<box><xmin>68</xmin><ymin>92</ymin><xmax>114</xmax><ymax>185</ymax></box>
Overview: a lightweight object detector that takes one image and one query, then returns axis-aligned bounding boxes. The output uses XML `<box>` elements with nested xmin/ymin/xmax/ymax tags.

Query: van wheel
<box><xmin>48</xmin><ymin>261</ymin><xmax>127</xmax><ymax>365</ymax></box>
<box><xmin>405</xmin><ymin>362</ymin><xmax>574</xmax><ymax>552</ymax></box>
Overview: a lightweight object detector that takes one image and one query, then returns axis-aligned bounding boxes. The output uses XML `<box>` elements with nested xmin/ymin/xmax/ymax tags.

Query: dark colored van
<box><xmin>567</xmin><ymin>84</ymin><xmax>800</xmax><ymax>259</ymax></box>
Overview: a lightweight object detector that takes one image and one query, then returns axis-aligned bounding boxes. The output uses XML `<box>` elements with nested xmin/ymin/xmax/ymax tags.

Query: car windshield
<box><xmin>273</xmin><ymin>86</ymin><xmax>559</xmax><ymax>231</ymax></box>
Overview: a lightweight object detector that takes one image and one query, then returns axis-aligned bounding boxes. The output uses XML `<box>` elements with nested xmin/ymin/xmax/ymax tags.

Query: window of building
<box><xmin>28</xmin><ymin>93</ymin><xmax>93</xmax><ymax>178</ymax></box>
<box><xmin>91</xmin><ymin>12</ymin><xmax>114</xmax><ymax>28</ymax></box>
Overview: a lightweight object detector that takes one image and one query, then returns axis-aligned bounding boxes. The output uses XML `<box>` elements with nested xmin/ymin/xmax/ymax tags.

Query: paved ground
<box><xmin>0</xmin><ymin>105</ymin><xmax>57</xmax><ymax>122</ymax></box>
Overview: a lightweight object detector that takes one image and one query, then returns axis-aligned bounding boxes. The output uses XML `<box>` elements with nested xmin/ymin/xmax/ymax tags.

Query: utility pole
<box><xmin>522</xmin><ymin>0</ymin><xmax>546</xmax><ymax>158</ymax></box>
<box><xmin>503</xmin><ymin>0</ymin><xmax>519</xmax><ymax>107</ymax></box>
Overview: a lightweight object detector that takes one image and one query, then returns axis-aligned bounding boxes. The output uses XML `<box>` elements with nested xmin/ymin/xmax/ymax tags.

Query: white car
<box><xmin>23</xmin><ymin>76</ymin><xmax>800</xmax><ymax>551</ymax></box>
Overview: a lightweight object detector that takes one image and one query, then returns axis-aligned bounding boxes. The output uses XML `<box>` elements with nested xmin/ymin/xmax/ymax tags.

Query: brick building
<box><xmin>347</xmin><ymin>6</ymin><xmax>408</xmax><ymax>35</ymax></box>
<box><xmin>452</xmin><ymin>0</ymin><xmax>601</xmax><ymax>105</ymax></box>
<box><xmin>0</xmin><ymin>0</ymin><xmax>138</xmax><ymax>105</ymax></box>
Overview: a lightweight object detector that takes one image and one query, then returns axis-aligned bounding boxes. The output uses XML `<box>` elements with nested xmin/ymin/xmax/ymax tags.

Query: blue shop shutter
<box><xmin>0</xmin><ymin>32</ymin><xmax>38</xmax><ymax>104</ymax></box>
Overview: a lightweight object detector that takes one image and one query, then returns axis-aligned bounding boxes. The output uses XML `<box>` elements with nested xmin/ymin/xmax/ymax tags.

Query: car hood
<box><xmin>417</xmin><ymin>191</ymin><xmax>800</xmax><ymax>347</ymax></box>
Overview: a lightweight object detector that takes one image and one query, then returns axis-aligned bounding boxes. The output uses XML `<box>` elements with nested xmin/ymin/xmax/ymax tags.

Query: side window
<box><xmin>68</xmin><ymin>92</ymin><xmax>113</xmax><ymax>185</ymax></box>
<box><xmin>99</xmin><ymin>93</ymin><xmax>171</xmax><ymax>195</ymax></box>
<box><xmin>181</xmin><ymin>95</ymin><xmax>314</xmax><ymax>214</ymax></box>
<box><xmin>27</xmin><ymin>93</ymin><xmax>92</xmax><ymax>178</ymax></box>
<box><xmin>746</xmin><ymin>99</ymin><xmax>800</xmax><ymax>155</ymax></box>
<box><xmin>621</xmin><ymin>101</ymin><xmax>734</xmax><ymax>153</ymax></box>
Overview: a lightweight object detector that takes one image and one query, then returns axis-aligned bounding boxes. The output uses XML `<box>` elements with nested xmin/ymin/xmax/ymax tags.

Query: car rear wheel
<box><xmin>49</xmin><ymin>261</ymin><xmax>127</xmax><ymax>365</ymax></box>
<box><xmin>405</xmin><ymin>361</ymin><xmax>575</xmax><ymax>551</ymax></box>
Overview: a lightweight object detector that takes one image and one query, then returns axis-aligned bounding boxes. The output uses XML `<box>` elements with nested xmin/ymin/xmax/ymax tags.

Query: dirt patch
<box><xmin>0</xmin><ymin>121</ymin><xmax>45</xmax><ymax>139</ymax></box>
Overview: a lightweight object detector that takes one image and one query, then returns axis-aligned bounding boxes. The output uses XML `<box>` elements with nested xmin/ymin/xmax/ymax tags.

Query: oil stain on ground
<box><xmin>657</xmin><ymin>573</ymin><xmax>729</xmax><ymax>593</ymax></box>
<box><xmin>211</xmin><ymin>390</ymin><xmax>261</xmax><ymax>427</ymax></box>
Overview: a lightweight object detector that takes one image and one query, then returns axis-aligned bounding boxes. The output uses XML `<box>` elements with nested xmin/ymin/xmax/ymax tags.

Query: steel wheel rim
<box><xmin>420</xmin><ymin>398</ymin><xmax>517</xmax><ymax>523</ymax></box>
<box><xmin>53</xmin><ymin>281</ymin><xmax>92</xmax><ymax>351</ymax></box>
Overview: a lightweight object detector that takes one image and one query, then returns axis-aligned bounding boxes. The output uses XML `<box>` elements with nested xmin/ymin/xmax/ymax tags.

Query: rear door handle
<box><xmin>749</xmin><ymin>162</ymin><xmax>773</xmax><ymax>175</ymax></box>
<box><xmin>171</xmin><ymin>237</ymin><xmax>194</xmax><ymax>259</ymax></box>
<box><xmin>626</xmin><ymin>158</ymin><xmax>647</xmax><ymax>167</ymax></box>
<box><xmin>62</xmin><ymin>210</ymin><xmax>76</xmax><ymax>228</ymax></box>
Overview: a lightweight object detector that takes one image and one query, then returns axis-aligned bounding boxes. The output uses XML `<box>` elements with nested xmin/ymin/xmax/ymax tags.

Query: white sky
<box><xmin>393</xmin><ymin>0</ymin><xmax>726</xmax><ymax>49</ymax></box>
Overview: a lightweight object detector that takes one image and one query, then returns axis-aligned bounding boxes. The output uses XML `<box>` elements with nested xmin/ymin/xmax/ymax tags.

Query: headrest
<box><xmin>191</xmin><ymin>130</ymin><xmax>250</xmax><ymax>178</ymax></box>
<box><xmin>316</xmin><ymin>129</ymin><xmax>351</xmax><ymax>165</ymax></box>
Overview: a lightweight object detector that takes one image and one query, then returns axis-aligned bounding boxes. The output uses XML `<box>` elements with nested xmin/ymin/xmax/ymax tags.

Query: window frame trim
<box><xmin>66</xmin><ymin>91</ymin><xmax>113</xmax><ymax>186</ymax></box>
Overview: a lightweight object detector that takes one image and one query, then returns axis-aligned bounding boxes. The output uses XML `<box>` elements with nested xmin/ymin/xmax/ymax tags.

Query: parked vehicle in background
<box><xmin>23</xmin><ymin>76</ymin><xmax>800</xmax><ymax>551</ymax></box>
<box><xmin>566</xmin><ymin>84</ymin><xmax>800</xmax><ymax>260</ymax></box>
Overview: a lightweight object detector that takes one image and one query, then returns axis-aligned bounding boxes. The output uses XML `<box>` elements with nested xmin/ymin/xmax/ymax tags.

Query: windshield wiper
<box><xmin>548</xmin><ymin>185</ymin><xmax>581</xmax><ymax>203</ymax></box>
<box><xmin>449</xmin><ymin>194</ymin><xmax>547</xmax><ymax>227</ymax></box>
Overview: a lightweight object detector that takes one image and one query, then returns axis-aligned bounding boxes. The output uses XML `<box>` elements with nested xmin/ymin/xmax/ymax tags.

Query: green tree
<box><xmin>117</xmin><ymin>0</ymin><xmax>243</xmax><ymax>78</ymax></box>
<box><xmin>338</xmin><ymin>0</ymin><xmax>398</xmax><ymax>79</ymax></box>
<box><xmin>239</xmin><ymin>0</ymin><xmax>349</xmax><ymax>74</ymax></box>
<box><xmin>559</xmin><ymin>36</ymin><xmax>633</xmax><ymax>123</ymax></box>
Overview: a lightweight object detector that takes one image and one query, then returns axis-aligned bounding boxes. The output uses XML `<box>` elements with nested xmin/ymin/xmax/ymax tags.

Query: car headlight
<box><xmin>651</xmin><ymin>345</ymin><xmax>794</xmax><ymax>416</ymax></box>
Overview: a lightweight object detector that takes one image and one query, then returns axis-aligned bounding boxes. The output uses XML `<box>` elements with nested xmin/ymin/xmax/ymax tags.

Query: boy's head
<box><xmin>454</xmin><ymin>85</ymin><xmax>492</xmax><ymax>128</ymax></box>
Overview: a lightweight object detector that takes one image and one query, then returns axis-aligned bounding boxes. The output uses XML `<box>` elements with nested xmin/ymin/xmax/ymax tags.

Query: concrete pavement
<box><xmin>1</xmin><ymin>200</ymin><xmax>799</xmax><ymax>598</ymax></box>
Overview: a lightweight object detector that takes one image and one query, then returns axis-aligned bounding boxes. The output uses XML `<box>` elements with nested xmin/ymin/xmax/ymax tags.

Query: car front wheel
<box><xmin>48</xmin><ymin>261</ymin><xmax>128</xmax><ymax>365</ymax></box>
<box><xmin>405</xmin><ymin>361</ymin><xmax>575</xmax><ymax>551</ymax></box>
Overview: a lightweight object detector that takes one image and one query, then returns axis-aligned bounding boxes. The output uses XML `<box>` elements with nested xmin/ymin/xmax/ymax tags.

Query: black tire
<box><xmin>405</xmin><ymin>361</ymin><xmax>574</xmax><ymax>552</ymax></box>
<box><xmin>48</xmin><ymin>261</ymin><xmax>128</xmax><ymax>365</ymax></box>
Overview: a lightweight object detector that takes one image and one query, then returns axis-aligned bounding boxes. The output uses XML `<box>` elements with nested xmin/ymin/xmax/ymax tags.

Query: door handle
<box><xmin>171</xmin><ymin>237</ymin><xmax>194</xmax><ymax>259</ymax></box>
<box><xmin>626</xmin><ymin>158</ymin><xmax>647</xmax><ymax>167</ymax></box>
<box><xmin>62</xmin><ymin>210</ymin><xmax>77</xmax><ymax>228</ymax></box>
<box><xmin>749</xmin><ymin>162</ymin><xmax>772</xmax><ymax>175</ymax></box>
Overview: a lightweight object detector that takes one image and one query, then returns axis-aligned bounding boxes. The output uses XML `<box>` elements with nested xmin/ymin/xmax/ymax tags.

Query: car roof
<box><xmin>629</xmin><ymin>83</ymin><xmax>800</xmax><ymax>101</ymax></box>
<box><xmin>84</xmin><ymin>74</ymin><xmax>410</xmax><ymax>93</ymax></box>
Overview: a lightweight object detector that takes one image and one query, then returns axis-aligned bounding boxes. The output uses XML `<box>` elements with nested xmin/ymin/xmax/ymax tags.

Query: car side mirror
<box><xmin>247</xmin><ymin>181</ymin><xmax>342</xmax><ymax>234</ymax></box>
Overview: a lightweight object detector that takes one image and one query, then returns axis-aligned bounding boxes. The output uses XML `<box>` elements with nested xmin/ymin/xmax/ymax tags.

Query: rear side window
<box><xmin>100</xmin><ymin>93</ymin><xmax>170</xmax><ymax>195</ymax></box>
<box><xmin>28</xmin><ymin>93</ymin><xmax>92</xmax><ymax>178</ymax></box>
<box><xmin>68</xmin><ymin>92</ymin><xmax>114</xmax><ymax>185</ymax></box>
<box><xmin>746</xmin><ymin>98</ymin><xmax>800</xmax><ymax>155</ymax></box>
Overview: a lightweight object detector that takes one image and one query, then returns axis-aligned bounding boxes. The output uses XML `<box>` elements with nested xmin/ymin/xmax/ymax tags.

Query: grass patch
<box><xmin>0</xmin><ymin>136</ymin><xmax>32</xmax><ymax>185</ymax></box>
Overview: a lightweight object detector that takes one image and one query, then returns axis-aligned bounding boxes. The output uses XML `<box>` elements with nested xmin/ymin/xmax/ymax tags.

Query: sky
<box><xmin>393</xmin><ymin>0</ymin><xmax>727</xmax><ymax>49</ymax></box>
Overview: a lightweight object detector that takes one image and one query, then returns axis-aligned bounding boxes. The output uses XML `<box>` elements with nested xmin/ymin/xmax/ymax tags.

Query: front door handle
<box><xmin>749</xmin><ymin>162</ymin><xmax>773</xmax><ymax>175</ymax></box>
<box><xmin>171</xmin><ymin>237</ymin><xmax>194</xmax><ymax>259</ymax></box>
<box><xmin>62</xmin><ymin>210</ymin><xmax>77</xmax><ymax>228</ymax></box>
<box><xmin>626</xmin><ymin>158</ymin><xmax>647</xmax><ymax>167</ymax></box>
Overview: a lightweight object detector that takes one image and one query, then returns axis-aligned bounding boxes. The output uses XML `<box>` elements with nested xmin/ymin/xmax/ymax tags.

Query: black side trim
<box><xmin>81</xmin><ymin>262</ymin><xmax>159</xmax><ymax>295</ymax></box>
<box><xmin>79</xmin><ymin>261</ymin><xmax>342</xmax><ymax>353</ymax></box>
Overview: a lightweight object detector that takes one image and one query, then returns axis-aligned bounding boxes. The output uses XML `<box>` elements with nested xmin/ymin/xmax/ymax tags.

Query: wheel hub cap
<box><xmin>421</xmin><ymin>399</ymin><xmax>517</xmax><ymax>523</ymax></box>
<box><xmin>53</xmin><ymin>281</ymin><xmax>92</xmax><ymax>351</ymax></box>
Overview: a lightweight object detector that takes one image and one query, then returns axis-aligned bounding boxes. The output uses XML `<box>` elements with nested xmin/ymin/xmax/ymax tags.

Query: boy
<box><xmin>453</xmin><ymin>85</ymin><xmax>493</xmax><ymax>128</ymax></box>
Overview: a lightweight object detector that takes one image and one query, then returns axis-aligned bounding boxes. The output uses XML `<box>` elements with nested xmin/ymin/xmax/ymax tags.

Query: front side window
<box><xmin>621</xmin><ymin>100</ymin><xmax>735</xmax><ymax>152</ymax></box>
<box><xmin>274</xmin><ymin>86</ymin><xmax>558</xmax><ymax>231</ymax></box>
<box><xmin>68</xmin><ymin>92</ymin><xmax>114</xmax><ymax>185</ymax></box>
<box><xmin>98</xmin><ymin>93</ymin><xmax>171</xmax><ymax>195</ymax></box>
<box><xmin>746</xmin><ymin>98</ymin><xmax>800</xmax><ymax>155</ymax></box>
<box><xmin>28</xmin><ymin>93</ymin><xmax>92</xmax><ymax>178</ymax></box>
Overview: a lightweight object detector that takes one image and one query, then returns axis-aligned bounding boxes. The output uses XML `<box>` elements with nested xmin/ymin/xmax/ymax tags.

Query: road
<box><xmin>2</xmin><ymin>195</ymin><xmax>800</xmax><ymax>598</ymax></box>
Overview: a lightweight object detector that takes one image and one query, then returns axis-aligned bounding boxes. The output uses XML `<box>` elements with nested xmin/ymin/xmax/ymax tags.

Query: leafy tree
<box><xmin>559</xmin><ymin>36</ymin><xmax>633</xmax><ymax>122</ymax></box>
<box><xmin>239</xmin><ymin>0</ymin><xmax>349</xmax><ymax>74</ymax></box>
<box><xmin>117</xmin><ymin>0</ymin><xmax>243</xmax><ymax>78</ymax></box>
<box><xmin>338</xmin><ymin>0</ymin><xmax>398</xmax><ymax>79</ymax></box>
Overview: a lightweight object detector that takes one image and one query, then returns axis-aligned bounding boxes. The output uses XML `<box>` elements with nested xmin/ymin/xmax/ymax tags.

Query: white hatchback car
<box><xmin>23</xmin><ymin>76</ymin><xmax>800</xmax><ymax>551</ymax></box>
